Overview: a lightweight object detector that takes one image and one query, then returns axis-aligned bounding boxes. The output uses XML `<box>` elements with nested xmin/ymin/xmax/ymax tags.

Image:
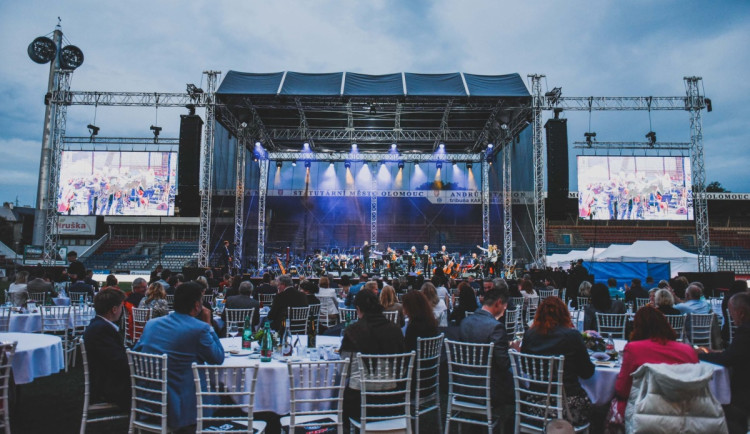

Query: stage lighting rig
<box><xmin>705</xmin><ymin>98</ymin><xmax>712</xmax><ymax>112</ymax></box>
<box><xmin>436</xmin><ymin>161</ymin><xmax>443</xmax><ymax>169</ymax></box>
<box><xmin>87</xmin><ymin>124</ymin><xmax>99</xmax><ymax>141</ymax></box>
<box><xmin>584</xmin><ymin>132</ymin><xmax>597</xmax><ymax>145</ymax></box>
<box><xmin>645</xmin><ymin>131</ymin><xmax>657</xmax><ymax>147</ymax></box>
<box><xmin>150</xmin><ymin>125</ymin><xmax>162</xmax><ymax>143</ymax></box>
<box><xmin>304</xmin><ymin>161</ymin><xmax>311</xmax><ymax>168</ymax></box>
<box><xmin>345</xmin><ymin>161</ymin><xmax>351</xmax><ymax>169</ymax></box>
<box><xmin>398</xmin><ymin>161</ymin><xmax>404</xmax><ymax>169</ymax></box>
<box><xmin>185</xmin><ymin>104</ymin><xmax>196</xmax><ymax>115</ymax></box>
<box><xmin>186</xmin><ymin>83</ymin><xmax>204</xmax><ymax>100</ymax></box>
<box><xmin>276</xmin><ymin>161</ymin><xmax>282</xmax><ymax>169</ymax></box>
<box><xmin>545</xmin><ymin>87</ymin><xmax>562</xmax><ymax>105</ymax></box>
<box><xmin>466</xmin><ymin>162</ymin><xmax>472</xmax><ymax>169</ymax></box>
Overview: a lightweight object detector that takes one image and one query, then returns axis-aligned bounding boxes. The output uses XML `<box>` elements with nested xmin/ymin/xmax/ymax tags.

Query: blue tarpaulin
<box><xmin>217</xmin><ymin>70</ymin><xmax>529</xmax><ymax>97</ymax></box>
<box><xmin>582</xmin><ymin>261</ymin><xmax>671</xmax><ymax>289</ymax></box>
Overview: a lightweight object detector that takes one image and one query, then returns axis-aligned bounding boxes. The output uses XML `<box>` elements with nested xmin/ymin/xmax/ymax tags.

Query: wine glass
<box><xmin>228</xmin><ymin>324</ymin><xmax>239</xmax><ymax>338</ymax></box>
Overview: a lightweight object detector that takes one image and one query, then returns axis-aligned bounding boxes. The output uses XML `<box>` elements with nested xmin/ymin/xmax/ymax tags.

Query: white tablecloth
<box><xmin>8</xmin><ymin>307</ymin><xmax>95</xmax><ymax>333</ymax></box>
<box><xmin>0</xmin><ymin>332</ymin><xmax>65</xmax><ymax>384</ymax></box>
<box><xmin>220</xmin><ymin>335</ymin><xmax>343</xmax><ymax>414</ymax></box>
<box><xmin>579</xmin><ymin>339</ymin><xmax>731</xmax><ymax>405</ymax></box>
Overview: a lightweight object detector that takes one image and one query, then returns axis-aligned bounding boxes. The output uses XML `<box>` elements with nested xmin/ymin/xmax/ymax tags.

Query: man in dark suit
<box><xmin>222</xmin><ymin>281</ymin><xmax>260</xmax><ymax>331</ymax></box>
<box><xmin>459</xmin><ymin>285</ymin><xmax>514</xmax><ymax>433</ymax></box>
<box><xmin>361</xmin><ymin>241</ymin><xmax>372</xmax><ymax>273</ymax></box>
<box><xmin>83</xmin><ymin>288</ymin><xmax>130</xmax><ymax>410</ymax></box>
<box><xmin>699</xmin><ymin>292</ymin><xmax>750</xmax><ymax>434</ymax></box>
<box><xmin>68</xmin><ymin>261</ymin><xmax>95</xmax><ymax>299</ymax></box>
<box><xmin>252</xmin><ymin>273</ymin><xmax>277</xmax><ymax>300</ymax></box>
<box><xmin>266</xmin><ymin>274</ymin><xmax>308</xmax><ymax>333</ymax></box>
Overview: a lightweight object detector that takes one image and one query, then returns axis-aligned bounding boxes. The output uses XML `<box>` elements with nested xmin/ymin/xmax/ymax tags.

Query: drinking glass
<box><xmin>229</xmin><ymin>324</ymin><xmax>239</xmax><ymax>337</ymax></box>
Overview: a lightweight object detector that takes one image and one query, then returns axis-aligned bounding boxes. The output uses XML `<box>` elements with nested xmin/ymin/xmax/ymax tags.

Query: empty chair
<box><xmin>0</xmin><ymin>342</ymin><xmax>16</xmax><ymax>434</ymax></box>
<box><xmin>127</xmin><ymin>350</ymin><xmax>168</xmax><ymax>433</ymax></box>
<box><xmin>688</xmin><ymin>313</ymin><xmax>714</xmax><ymax>347</ymax></box>
<box><xmin>131</xmin><ymin>308</ymin><xmax>152</xmax><ymax>343</ymax></box>
<box><xmin>525</xmin><ymin>297</ymin><xmax>540</xmax><ymax>327</ymax></box>
<box><xmin>224</xmin><ymin>308</ymin><xmax>255</xmax><ymax>334</ymax></box>
<box><xmin>338</xmin><ymin>308</ymin><xmax>358</xmax><ymax>324</ymax></box>
<box><xmin>665</xmin><ymin>315</ymin><xmax>687</xmax><ymax>342</ymax></box>
<box><xmin>280</xmin><ymin>359</ymin><xmax>350</xmax><ymax>433</ymax></box>
<box><xmin>0</xmin><ymin>308</ymin><xmax>10</xmax><ymax>333</ymax></box>
<box><xmin>350</xmin><ymin>352</ymin><xmax>415</xmax><ymax>433</ymax></box>
<box><xmin>509</xmin><ymin>351</ymin><xmax>590</xmax><ymax>433</ymax></box>
<box><xmin>287</xmin><ymin>306</ymin><xmax>310</xmax><ymax>335</ymax></box>
<box><xmin>596</xmin><ymin>313</ymin><xmax>628</xmax><ymax>339</ymax></box>
<box><xmin>412</xmin><ymin>333</ymin><xmax>444</xmax><ymax>433</ymax></box>
<box><xmin>383</xmin><ymin>310</ymin><xmax>399</xmax><ymax>324</ymax></box>
<box><xmin>635</xmin><ymin>297</ymin><xmax>651</xmax><ymax>311</ymax></box>
<box><xmin>40</xmin><ymin>305</ymin><xmax>71</xmax><ymax>333</ymax></box>
<box><xmin>69</xmin><ymin>305</ymin><xmax>95</xmax><ymax>369</ymax></box>
<box><xmin>444</xmin><ymin>339</ymin><xmax>495</xmax><ymax>433</ymax></box>
<box><xmin>191</xmin><ymin>364</ymin><xmax>266</xmax><ymax>433</ymax></box>
<box><xmin>258</xmin><ymin>293</ymin><xmax>275</xmax><ymax>309</ymax></box>
<box><xmin>80</xmin><ymin>339</ymin><xmax>128</xmax><ymax>433</ymax></box>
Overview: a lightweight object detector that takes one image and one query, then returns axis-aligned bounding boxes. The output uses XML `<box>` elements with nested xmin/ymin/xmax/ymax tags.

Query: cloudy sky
<box><xmin>1</xmin><ymin>0</ymin><xmax>748</xmax><ymax>207</ymax></box>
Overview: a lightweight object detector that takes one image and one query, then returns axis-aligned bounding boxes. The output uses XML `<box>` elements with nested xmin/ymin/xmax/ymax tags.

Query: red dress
<box><xmin>614</xmin><ymin>338</ymin><xmax>698</xmax><ymax>417</ymax></box>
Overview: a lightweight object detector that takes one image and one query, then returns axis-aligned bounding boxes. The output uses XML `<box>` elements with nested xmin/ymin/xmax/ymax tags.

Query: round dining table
<box><xmin>0</xmin><ymin>332</ymin><xmax>65</xmax><ymax>384</ymax></box>
<box><xmin>220</xmin><ymin>335</ymin><xmax>343</xmax><ymax>415</ymax></box>
<box><xmin>7</xmin><ymin>306</ymin><xmax>96</xmax><ymax>333</ymax></box>
<box><xmin>578</xmin><ymin>339</ymin><xmax>731</xmax><ymax>406</ymax></box>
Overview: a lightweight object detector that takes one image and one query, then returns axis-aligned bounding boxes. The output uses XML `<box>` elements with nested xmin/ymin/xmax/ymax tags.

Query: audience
<box><xmin>583</xmin><ymin>282</ymin><xmax>625</xmax><ymax>331</ymax></box>
<box><xmin>137</xmin><ymin>282</ymin><xmax>170</xmax><ymax>318</ymax></box>
<box><xmin>675</xmin><ymin>284</ymin><xmax>711</xmax><ymax>315</ymax></box>
<box><xmin>613</xmin><ymin>306</ymin><xmax>698</xmax><ymax>425</ymax></box>
<box><xmin>83</xmin><ymin>288</ymin><xmax>130</xmax><ymax>410</ymax></box>
<box><xmin>522</xmin><ymin>297</ymin><xmax>594</xmax><ymax>427</ymax></box>
<box><xmin>379</xmin><ymin>285</ymin><xmax>405</xmax><ymax>327</ymax></box>
<box><xmin>402</xmin><ymin>290</ymin><xmax>438</xmax><ymax>351</ymax></box>
<box><xmin>607</xmin><ymin>277</ymin><xmax>623</xmax><ymax>299</ymax></box>
<box><xmin>267</xmin><ymin>274</ymin><xmax>308</xmax><ymax>333</ymax></box>
<box><xmin>421</xmin><ymin>282</ymin><xmax>448</xmax><ymax>325</ymax></box>
<box><xmin>8</xmin><ymin>270</ymin><xmax>29</xmax><ymax>306</ymax></box>
<box><xmin>134</xmin><ymin>282</ymin><xmax>224</xmax><ymax>432</ymax></box>
<box><xmin>345</xmin><ymin>274</ymin><xmax>368</xmax><ymax>307</ymax></box>
<box><xmin>721</xmin><ymin>280</ymin><xmax>748</xmax><ymax>343</ymax></box>
<box><xmin>317</xmin><ymin>276</ymin><xmax>339</xmax><ymax>323</ymax></box>
<box><xmin>253</xmin><ymin>273</ymin><xmax>276</xmax><ymax>300</ymax></box>
<box><xmin>654</xmin><ymin>288</ymin><xmax>681</xmax><ymax>316</ymax></box>
<box><xmin>222</xmin><ymin>281</ymin><xmax>260</xmax><ymax>331</ymax></box>
<box><xmin>624</xmin><ymin>278</ymin><xmax>649</xmax><ymax>303</ymax></box>
<box><xmin>68</xmin><ymin>261</ymin><xmax>95</xmax><ymax>299</ymax></box>
<box><xmin>521</xmin><ymin>279</ymin><xmax>539</xmax><ymax>305</ymax></box>
<box><xmin>448</xmin><ymin>281</ymin><xmax>479</xmax><ymax>325</ymax></box>
<box><xmin>125</xmin><ymin>277</ymin><xmax>148</xmax><ymax>307</ymax></box>
<box><xmin>698</xmin><ymin>292</ymin><xmax>750</xmax><ymax>434</ymax></box>
<box><xmin>299</xmin><ymin>279</ymin><xmax>321</xmax><ymax>306</ymax></box>
<box><xmin>578</xmin><ymin>281</ymin><xmax>592</xmax><ymax>298</ymax></box>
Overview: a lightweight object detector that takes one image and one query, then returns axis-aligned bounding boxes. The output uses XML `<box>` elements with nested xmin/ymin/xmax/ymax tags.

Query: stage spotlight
<box><xmin>646</xmin><ymin>131</ymin><xmax>657</xmax><ymax>146</ymax></box>
<box><xmin>345</xmin><ymin>161</ymin><xmax>351</xmax><ymax>169</ymax></box>
<box><xmin>398</xmin><ymin>161</ymin><xmax>404</xmax><ymax>169</ymax></box>
<box><xmin>185</xmin><ymin>104</ymin><xmax>196</xmax><ymax>115</ymax></box>
<box><xmin>276</xmin><ymin>162</ymin><xmax>282</xmax><ymax>169</ymax></box>
<box><xmin>439</xmin><ymin>143</ymin><xmax>445</xmax><ymax>150</ymax></box>
<box><xmin>466</xmin><ymin>162</ymin><xmax>472</xmax><ymax>169</ymax></box>
<box><xmin>303</xmin><ymin>142</ymin><xmax>310</xmax><ymax>150</ymax></box>
<box><xmin>87</xmin><ymin>124</ymin><xmax>99</xmax><ymax>140</ymax></box>
<box><xmin>545</xmin><ymin>87</ymin><xmax>562</xmax><ymax>105</ymax></box>
<box><xmin>584</xmin><ymin>132</ymin><xmax>597</xmax><ymax>145</ymax></box>
<box><xmin>255</xmin><ymin>141</ymin><xmax>262</xmax><ymax>147</ymax></box>
<box><xmin>380</xmin><ymin>161</ymin><xmax>386</xmax><ymax>166</ymax></box>
<box><xmin>436</xmin><ymin>161</ymin><xmax>443</xmax><ymax>169</ymax></box>
<box><xmin>415</xmin><ymin>161</ymin><xmax>420</xmax><ymax>167</ymax></box>
<box><xmin>292</xmin><ymin>161</ymin><xmax>297</xmax><ymax>167</ymax></box>
<box><xmin>370</xmin><ymin>105</ymin><xmax>377</xmax><ymax>115</ymax></box>
<box><xmin>705</xmin><ymin>98</ymin><xmax>712</xmax><ymax>112</ymax></box>
<box><xmin>150</xmin><ymin>125</ymin><xmax>162</xmax><ymax>143</ymax></box>
<box><xmin>487</xmin><ymin>143</ymin><xmax>494</xmax><ymax>149</ymax></box>
<box><xmin>329</xmin><ymin>161</ymin><xmax>334</xmax><ymax>167</ymax></box>
<box><xmin>351</xmin><ymin>143</ymin><xmax>358</xmax><ymax>152</ymax></box>
<box><xmin>391</xmin><ymin>143</ymin><xmax>397</xmax><ymax>151</ymax></box>
<box><xmin>304</xmin><ymin>161</ymin><xmax>311</xmax><ymax>168</ymax></box>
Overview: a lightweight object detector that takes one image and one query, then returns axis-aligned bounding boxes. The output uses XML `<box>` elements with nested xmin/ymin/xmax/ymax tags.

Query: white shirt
<box><xmin>8</xmin><ymin>283</ymin><xmax>27</xmax><ymax>293</ymax></box>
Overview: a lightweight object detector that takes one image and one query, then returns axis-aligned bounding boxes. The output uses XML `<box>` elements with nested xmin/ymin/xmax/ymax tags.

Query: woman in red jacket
<box><xmin>613</xmin><ymin>306</ymin><xmax>697</xmax><ymax>420</ymax></box>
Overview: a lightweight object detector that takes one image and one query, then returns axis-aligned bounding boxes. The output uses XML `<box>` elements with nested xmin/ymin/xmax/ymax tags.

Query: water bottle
<box><xmin>79</xmin><ymin>295</ymin><xmax>85</xmax><ymax>306</ymax></box>
<box><xmin>260</xmin><ymin>322</ymin><xmax>273</xmax><ymax>362</ymax></box>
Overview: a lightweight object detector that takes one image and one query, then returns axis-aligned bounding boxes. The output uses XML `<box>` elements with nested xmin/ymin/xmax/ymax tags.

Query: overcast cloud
<box><xmin>1</xmin><ymin>0</ymin><xmax>748</xmax><ymax>206</ymax></box>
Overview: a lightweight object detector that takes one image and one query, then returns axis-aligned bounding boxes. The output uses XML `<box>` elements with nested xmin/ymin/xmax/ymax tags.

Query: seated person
<box><xmin>267</xmin><ymin>274</ymin><xmax>308</xmax><ymax>333</ymax></box>
<box><xmin>133</xmin><ymin>282</ymin><xmax>224</xmax><ymax>432</ymax></box>
<box><xmin>448</xmin><ymin>282</ymin><xmax>478</xmax><ymax>325</ymax></box>
<box><xmin>402</xmin><ymin>290</ymin><xmax>438</xmax><ymax>351</ymax></box>
<box><xmin>221</xmin><ymin>281</ymin><xmax>260</xmax><ymax>334</ymax></box>
<box><xmin>8</xmin><ymin>270</ymin><xmax>29</xmax><ymax>307</ymax></box>
<box><xmin>654</xmin><ymin>289</ymin><xmax>681</xmax><ymax>316</ymax></box>
<box><xmin>583</xmin><ymin>283</ymin><xmax>625</xmax><ymax>331</ymax></box>
<box><xmin>698</xmin><ymin>292</ymin><xmax>750</xmax><ymax>434</ymax></box>
<box><xmin>83</xmin><ymin>288</ymin><xmax>131</xmax><ymax>410</ymax></box>
<box><xmin>138</xmin><ymin>282</ymin><xmax>170</xmax><ymax>318</ymax></box>
<box><xmin>522</xmin><ymin>297</ymin><xmax>594</xmax><ymax>427</ymax></box>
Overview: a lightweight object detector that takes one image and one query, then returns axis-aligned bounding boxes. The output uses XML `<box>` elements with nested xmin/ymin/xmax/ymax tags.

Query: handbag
<box><xmin>604</xmin><ymin>397</ymin><xmax>625</xmax><ymax>434</ymax></box>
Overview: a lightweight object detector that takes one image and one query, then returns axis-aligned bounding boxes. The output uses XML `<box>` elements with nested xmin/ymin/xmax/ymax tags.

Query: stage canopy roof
<box><xmin>215</xmin><ymin>71</ymin><xmax>532</xmax><ymax>154</ymax></box>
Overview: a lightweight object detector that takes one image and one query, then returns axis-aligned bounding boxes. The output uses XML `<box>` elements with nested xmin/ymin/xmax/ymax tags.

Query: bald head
<box><xmin>729</xmin><ymin>292</ymin><xmax>750</xmax><ymax>326</ymax></box>
<box><xmin>685</xmin><ymin>284</ymin><xmax>703</xmax><ymax>301</ymax></box>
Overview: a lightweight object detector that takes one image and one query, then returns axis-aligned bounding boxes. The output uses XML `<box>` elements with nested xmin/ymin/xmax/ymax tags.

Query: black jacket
<box><xmin>700</xmin><ymin>322</ymin><xmax>750</xmax><ymax>411</ymax></box>
<box><xmin>266</xmin><ymin>287</ymin><xmax>308</xmax><ymax>333</ymax></box>
<box><xmin>83</xmin><ymin>316</ymin><xmax>131</xmax><ymax>410</ymax></box>
<box><xmin>522</xmin><ymin>326</ymin><xmax>595</xmax><ymax>397</ymax></box>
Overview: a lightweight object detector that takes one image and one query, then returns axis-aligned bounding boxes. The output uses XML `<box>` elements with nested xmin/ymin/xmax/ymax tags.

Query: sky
<box><xmin>1</xmin><ymin>0</ymin><xmax>749</xmax><ymax>207</ymax></box>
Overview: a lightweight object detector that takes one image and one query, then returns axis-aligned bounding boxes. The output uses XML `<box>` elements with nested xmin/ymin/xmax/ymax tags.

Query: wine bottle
<box><xmin>260</xmin><ymin>322</ymin><xmax>273</xmax><ymax>362</ymax></box>
<box><xmin>605</xmin><ymin>333</ymin><xmax>618</xmax><ymax>360</ymax></box>
<box><xmin>307</xmin><ymin>312</ymin><xmax>317</xmax><ymax>348</ymax></box>
<box><xmin>281</xmin><ymin>320</ymin><xmax>293</xmax><ymax>357</ymax></box>
<box><xmin>241</xmin><ymin>315</ymin><xmax>253</xmax><ymax>349</ymax></box>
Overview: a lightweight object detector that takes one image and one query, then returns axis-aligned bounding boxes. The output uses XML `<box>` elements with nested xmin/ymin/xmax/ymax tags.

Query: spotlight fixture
<box><xmin>436</xmin><ymin>161</ymin><xmax>443</xmax><ymax>169</ymax></box>
<box><xmin>292</xmin><ymin>161</ymin><xmax>297</xmax><ymax>167</ymax></box>
<box><xmin>87</xmin><ymin>124</ymin><xmax>99</xmax><ymax>140</ymax></box>
<box><xmin>705</xmin><ymin>98</ymin><xmax>713</xmax><ymax>112</ymax></box>
<box><xmin>466</xmin><ymin>162</ymin><xmax>472</xmax><ymax>169</ymax></box>
<box><xmin>303</xmin><ymin>142</ymin><xmax>310</xmax><ymax>150</ymax></box>
<box><xmin>185</xmin><ymin>104</ymin><xmax>196</xmax><ymax>115</ymax></box>
<box><xmin>239</xmin><ymin>122</ymin><xmax>247</xmax><ymax>129</ymax></box>
<box><xmin>545</xmin><ymin>87</ymin><xmax>562</xmax><ymax>105</ymax></box>
<box><xmin>329</xmin><ymin>161</ymin><xmax>335</xmax><ymax>167</ymax></box>
<box><xmin>584</xmin><ymin>132</ymin><xmax>597</xmax><ymax>145</ymax></box>
<box><xmin>255</xmin><ymin>141</ymin><xmax>262</xmax><ymax>147</ymax></box>
<box><xmin>186</xmin><ymin>83</ymin><xmax>204</xmax><ymax>98</ymax></box>
<box><xmin>398</xmin><ymin>161</ymin><xmax>404</xmax><ymax>169</ymax></box>
<box><xmin>391</xmin><ymin>143</ymin><xmax>397</xmax><ymax>150</ymax></box>
<box><xmin>452</xmin><ymin>161</ymin><xmax>457</xmax><ymax>167</ymax></box>
<box><xmin>351</xmin><ymin>144</ymin><xmax>358</xmax><ymax>152</ymax></box>
<box><xmin>439</xmin><ymin>143</ymin><xmax>445</xmax><ymax>150</ymax></box>
<box><xmin>304</xmin><ymin>161</ymin><xmax>311</xmax><ymax>168</ymax></box>
<box><xmin>150</xmin><ymin>125</ymin><xmax>162</xmax><ymax>143</ymax></box>
<box><xmin>276</xmin><ymin>162</ymin><xmax>282</xmax><ymax>169</ymax></box>
<box><xmin>345</xmin><ymin>161</ymin><xmax>351</xmax><ymax>169</ymax></box>
<box><xmin>487</xmin><ymin>143</ymin><xmax>494</xmax><ymax>149</ymax></box>
<box><xmin>380</xmin><ymin>161</ymin><xmax>386</xmax><ymax>166</ymax></box>
<box><xmin>500</xmin><ymin>123</ymin><xmax>509</xmax><ymax>130</ymax></box>
<box><xmin>645</xmin><ymin>131</ymin><xmax>656</xmax><ymax>146</ymax></box>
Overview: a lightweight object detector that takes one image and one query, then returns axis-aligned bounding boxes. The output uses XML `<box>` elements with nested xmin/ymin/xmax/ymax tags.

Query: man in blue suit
<box><xmin>134</xmin><ymin>281</ymin><xmax>225</xmax><ymax>432</ymax></box>
<box><xmin>83</xmin><ymin>287</ymin><xmax>130</xmax><ymax>410</ymax></box>
<box><xmin>459</xmin><ymin>285</ymin><xmax>515</xmax><ymax>433</ymax></box>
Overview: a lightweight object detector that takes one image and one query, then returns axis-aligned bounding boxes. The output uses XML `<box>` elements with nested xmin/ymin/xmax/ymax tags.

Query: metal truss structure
<box><xmin>371</xmin><ymin>164</ymin><xmax>378</xmax><ymax>245</ymax></box>
<box><xmin>573</xmin><ymin>141</ymin><xmax>691</xmax><ymax>151</ymax></box>
<box><xmin>43</xmin><ymin>70</ymin><xmax>72</xmax><ymax>263</ymax></box>
<box><xmin>529</xmin><ymin>74</ymin><xmax>547</xmax><ymax>268</ymax></box>
<box><xmin>266</xmin><ymin>152</ymin><xmax>482</xmax><ymax>163</ymax></box>
<box><xmin>685</xmin><ymin>77</ymin><xmax>710</xmax><ymax>271</ymax></box>
<box><xmin>198</xmin><ymin>71</ymin><xmax>220</xmax><ymax>267</ymax></box>
<box><xmin>256</xmin><ymin>159</ymin><xmax>269</xmax><ymax>269</ymax></box>
<box><xmin>501</xmin><ymin>139</ymin><xmax>513</xmax><ymax>266</ymax></box>
<box><xmin>57</xmin><ymin>91</ymin><xmax>210</xmax><ymax>107</ymax></box>
<box><xmin>62</xmin><ymin>136</ymin><xmax>179</xmax><ymax>151</ymax></box>
<box><xmin>233</xmin><ymin>134</ymin><xmax>247</xmax><ymax>273</ymax></box>
<box><xmin>481</xmin><ymin>160</ymin><xmax>490</xmax><ymax>247</ymax></box>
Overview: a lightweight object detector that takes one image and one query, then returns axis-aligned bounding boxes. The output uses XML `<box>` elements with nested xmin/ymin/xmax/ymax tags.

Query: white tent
<box><xmin>589</xmin><ymin>240</ymin><xmax>717</xmax><ymax>274</ymax></box>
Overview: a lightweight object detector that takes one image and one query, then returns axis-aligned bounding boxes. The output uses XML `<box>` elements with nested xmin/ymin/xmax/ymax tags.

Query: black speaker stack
<box><xmin>545</xmin><ymin>117</ymin><xmax>570</xmax><ymax>220</ymax></box>
<box><xmin>175</xmin><ymin>115</ymin><xmax>203</xmax><ymax>217</ymax></box>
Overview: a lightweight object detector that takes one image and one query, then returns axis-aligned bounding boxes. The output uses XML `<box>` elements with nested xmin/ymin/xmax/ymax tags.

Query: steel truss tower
<box><xmin>529</xmin><ymin>74</ymin><xmax>546</xmax><ymax>267</ymax></box>
<box><xmin>233</xmin><ymin>133</ymin><xmax>247</xmax><ymax>273</ymax></box>
<box><xmin>685</xmin><ymin>77</ymin><xmax>710</xmax><ymax>271</ymax></box>
<box><xmin>197</xmin><ymin>71</ymin><xmax>220</xmax><ymax>268</ymax></box>
<box><xmin>502</xmin><ymin>138</ymin><xmax>513</xmax><ymax>267</ymax></box>
<box><xmin>43</xmin><ymin>70</ymin><xmax>72</xmax><ymax>263</ymax></box>
<box><xmin>256</xmin><ymin>159</ymin><xmax>269</xmax><ymax>269</ymax></box>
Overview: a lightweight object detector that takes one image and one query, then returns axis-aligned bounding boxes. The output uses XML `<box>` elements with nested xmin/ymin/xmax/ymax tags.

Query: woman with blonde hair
<box><xmin>379</xmin><ymin>285</ymin><xmax>404</xmax><ymax>326</ymax></box>
<box><xmin>138</xmin><ymin>282</ymin><xmax>170</xmax><ymax>318</ymax></box>
<box><xmin>654</xmin><ymin>288</ymin><xmax>681</xmax><ymax>316</ymax></box>
<box><xmin>421</xmin><ymin>282</ymin><xmax>448</xmax><ymax>325</ymax></box>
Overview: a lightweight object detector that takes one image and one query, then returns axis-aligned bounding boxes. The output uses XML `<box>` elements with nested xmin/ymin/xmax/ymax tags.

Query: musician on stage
<box><xmin>361</xmin><ymin>241</ymin><xmax>372</xmax><ymax>273</ymax></box>
<box><xmin>476</xmin><ymin>244</ymin><xmax>498</xmax><ymax>277</ymax></box>
<box><xmin>406</xmin><ymin>246</ymin><xmax>418</xmax><ymax>273</ymax></box>
<box><xmin>221</xmin><ymin>240</ymin><xmax>232</xmax><ymax>274</ymax></box>
<box><xmin>469</xmin><ymin>252</ymin><xmax>482</xmax><ymax>277</ymax></box>
<box><xmin>420</xmin><ymin>245</ymin><xmax>432</xmax><ymax>278</ymax></box>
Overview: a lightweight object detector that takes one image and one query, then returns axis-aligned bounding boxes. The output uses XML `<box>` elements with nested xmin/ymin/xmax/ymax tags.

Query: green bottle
<box><xmin>260</xmin><ymin>322</ymin><xmax>274</xmax><ymax>362</ymax></box>
<box><xmin>307</xmin><ymin>312</ymin><xmax>317</xmax><ymax>348</ymax></box>
<box><xmin>241</xmin><ymin>316</ymin><xmax>252</xmax><ymax>349</ymax></box>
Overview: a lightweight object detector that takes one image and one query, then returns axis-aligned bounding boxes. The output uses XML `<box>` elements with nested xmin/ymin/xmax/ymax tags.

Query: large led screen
<box><xmin>577</xmin><ymin>156</ymin><xmax>693</xmax><ymax>220</ymax></box>
<box><xmin>57</xmin><ymin>151</ymin><xmax>177</xmax><ymax>216</ymax></box>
